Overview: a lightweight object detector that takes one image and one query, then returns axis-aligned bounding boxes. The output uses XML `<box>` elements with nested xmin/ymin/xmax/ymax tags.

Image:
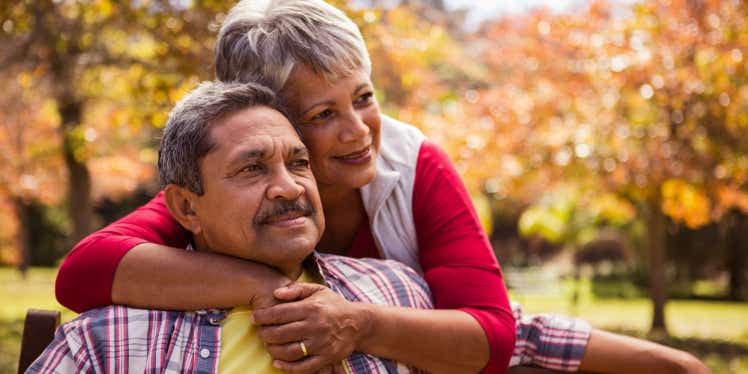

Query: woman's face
<box><xmin>281</xmin><ymin>64</ymin><xmax>381</xmax><ymax>192</ymax></box>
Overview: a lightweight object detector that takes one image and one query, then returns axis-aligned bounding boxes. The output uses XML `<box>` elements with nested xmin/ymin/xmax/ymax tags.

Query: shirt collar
<box><xmin>192</xmin><ymin>250</ymin><xmax>328</xmax><ymax>325</ymax></box>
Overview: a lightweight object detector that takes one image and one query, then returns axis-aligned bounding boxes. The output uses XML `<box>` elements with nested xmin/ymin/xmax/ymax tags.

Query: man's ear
<box><xmin>163</xmin><ymin>184</ymin><xmax>202</xmax><ymax>235</ymax></box>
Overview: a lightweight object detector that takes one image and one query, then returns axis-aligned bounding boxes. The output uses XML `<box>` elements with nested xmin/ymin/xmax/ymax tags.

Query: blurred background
<box><xmin>1</xmin><ymin>0</ymin><xmax>747</xmax><ymax>372</ymax></box>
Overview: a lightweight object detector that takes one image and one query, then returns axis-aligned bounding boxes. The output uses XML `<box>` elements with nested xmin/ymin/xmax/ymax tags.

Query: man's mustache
<box><xmin>254</xmin><ymin>199</ymin><xmax>315</xmax><ymax>225</ymax></box>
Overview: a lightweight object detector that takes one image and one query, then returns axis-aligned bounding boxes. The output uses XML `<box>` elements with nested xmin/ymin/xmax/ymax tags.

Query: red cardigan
<box><xmin>56</xmin><ymin>141</ymin><xmax>515</xmax><ymax>373</ymax></box>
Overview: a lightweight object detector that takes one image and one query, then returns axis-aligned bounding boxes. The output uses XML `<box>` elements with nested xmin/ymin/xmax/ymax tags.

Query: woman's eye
<box><xmin>355</xmin><ymin>92</ymin><xmax>374</xmax><ymax>105</ymax></box>
<box><xmin>311</xmin><ymin>109</ymin><xmax>334</xmax><ymax>121</ymax></box>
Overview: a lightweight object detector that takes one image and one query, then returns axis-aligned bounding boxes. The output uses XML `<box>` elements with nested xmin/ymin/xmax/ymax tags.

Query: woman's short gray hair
<box><xmin>215</xmin><ymin>0</ymin><xmax>371</xmax><ymax>92</ymax></box>
<box><xmin>158</xmin><ymin>81</ymin><xmax>288</xmax><ymax>195</ymax></box>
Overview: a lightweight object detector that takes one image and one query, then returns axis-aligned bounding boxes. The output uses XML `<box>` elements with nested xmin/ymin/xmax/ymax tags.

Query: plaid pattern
<box><xmin>510</xmin><ymin>302</ymin><xmax>591</xmax><ymax>371</ymax></box>
<box><xmin>321</xmin><ymin>257</ymin><xmax>432</xmax><ymax>374</ymax></box>
<box><xmin>27</xmin><ymin>253</ymin><xmax>433</xmax><ymax>374</ymax></box>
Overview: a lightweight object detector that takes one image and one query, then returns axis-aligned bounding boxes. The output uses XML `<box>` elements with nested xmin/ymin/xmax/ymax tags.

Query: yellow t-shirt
<box><xmin>219</xmin><ymin>272</ymin><xmax>315</xmax><ymax>374</ymax></box>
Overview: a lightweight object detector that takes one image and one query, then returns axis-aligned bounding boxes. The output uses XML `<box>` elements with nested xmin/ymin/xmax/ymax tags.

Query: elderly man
<box><xmin>28</xmin><ymin>81</ymin><xmax>432</xmax><ymax>373</ymax></box>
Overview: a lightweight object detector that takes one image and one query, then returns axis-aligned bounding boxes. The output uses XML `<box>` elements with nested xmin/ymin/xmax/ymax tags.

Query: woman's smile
<box><xmin>334</xmin><ymin>145</ymin><xmax>372</xmax><ymax>164</ymax></box>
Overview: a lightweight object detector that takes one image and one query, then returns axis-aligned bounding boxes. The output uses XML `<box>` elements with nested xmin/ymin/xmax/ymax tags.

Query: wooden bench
<box><xmin>17</xmin><ymin>309</ymin><xmax>60</xmax><ymax>374</ymax></box>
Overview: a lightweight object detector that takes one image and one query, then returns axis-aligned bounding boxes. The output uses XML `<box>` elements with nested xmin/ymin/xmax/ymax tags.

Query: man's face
<box><xmin>190</xmin><ymin>106</ymin><xmax>324</xmax><ymax>277</ymax></box>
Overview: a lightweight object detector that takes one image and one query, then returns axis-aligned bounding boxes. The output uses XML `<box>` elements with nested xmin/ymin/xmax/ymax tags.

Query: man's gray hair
<box><xmin>158</xmin><ymin>81</ymin><xmax>287</xmax><ymax>195</ymax></box>
<box><xmin>215</xmin><ymin>0</ymin><xmax>371</xmax><ymax>92</ymax></box>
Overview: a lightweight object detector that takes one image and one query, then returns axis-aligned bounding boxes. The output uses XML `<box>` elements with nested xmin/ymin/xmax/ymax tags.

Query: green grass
<box><xmin>0</xmin><ymin>267</ymin><xmax>74</xmax><ymax>374</ymax></box>
<box><xmin>508</xmin><ymin>277</ymin><xmax>748</xmax><ymax>344</ymax></box>
<box><xmin>0</xmin><ymin>268</ymin><xmax>75</xmax><ymax>321</ymax></box>
<box><xmin>508</xmin><ymin>275</ymin><xmax>748</xmax><ymax>373</ymax></box>
<box><xmin>2</xmin><ymin>267</ymin><xmax>747</xmax><ymax>373</ymax></box>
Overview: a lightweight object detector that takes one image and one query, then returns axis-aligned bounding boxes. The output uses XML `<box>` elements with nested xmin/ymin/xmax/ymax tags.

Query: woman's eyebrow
<box><xmin>300</xmin><ymin>84</ymin><xmax>372</xmax><ymax>115</ymax></box>
<box><xmin>301</xmin><ymin>100</ymin><xmax>334</xmax><ymax>116</ymax></box>
<box><xmin>352</xmin><ymin>83</ymin><xmax>370</xmax><ymax>95</ymax></box>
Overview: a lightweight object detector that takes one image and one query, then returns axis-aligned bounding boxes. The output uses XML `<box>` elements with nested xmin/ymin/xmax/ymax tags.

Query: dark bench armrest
<box><xmin>18</xmin><ymin>309</ymin><xmax>60</xmax><ymax>374</ymax></box>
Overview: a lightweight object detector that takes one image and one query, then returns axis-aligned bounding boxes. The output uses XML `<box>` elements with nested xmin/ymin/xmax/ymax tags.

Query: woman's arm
<box><xmin>253</xmin><ymin>140</ymin><xmax>514</xmax><ymax>373</ymax></box>
<box><xmin>358</xmin><ymin>307</ymin><xmax>490</xmax><ymax>373</ymax></box>
<box><xmin>111</xmin><ymin>244</ymin><xmax>291</xmax><ymax>310</ymax></box>
<box><xmin>407</xmin><ymin>140</ymin><xmax>515</xmax><ymax>372</ymax></box>
<box><xmin>254</xmin><ymin>278</ymin><xmax>489</xmax><ymax>374</ymax></box>
<box><xmin>55</xmin><ymin>192</ymin><xmax>289</xmax><ymax>312</ymax></box>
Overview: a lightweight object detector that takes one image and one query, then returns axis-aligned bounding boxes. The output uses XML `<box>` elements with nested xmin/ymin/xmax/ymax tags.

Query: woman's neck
<box><xmin>318</xmin><ymin>185</ymin><xmax>359</xmax><ymax>212</ymax></box>
<box><xmin>316</xmin><ymin>185</ymin><xmax>365</xmax><ymax>254</ymax></box>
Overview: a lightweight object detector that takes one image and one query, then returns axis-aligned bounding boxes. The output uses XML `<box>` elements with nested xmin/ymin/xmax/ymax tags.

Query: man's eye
<box><xmin>292</xmin><ymin>159</ymin><xmax>310</xmax><ymax>168</ymax></box>
<box><xmin>241</xmin><ymin>164</ymin><xmax>262</xmax><ymax>173</ymax></box>
<box><xmin>311</xmin><ymin>109</ymin><xmax>334</xmax><ymax>121</ymax></box>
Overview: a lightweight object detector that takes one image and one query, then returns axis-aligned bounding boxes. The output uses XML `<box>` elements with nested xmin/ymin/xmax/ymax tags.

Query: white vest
<box><xmin>360</xmin><ymin>116</ymin><xmax>426</xmax><ymax>274</ymax></box>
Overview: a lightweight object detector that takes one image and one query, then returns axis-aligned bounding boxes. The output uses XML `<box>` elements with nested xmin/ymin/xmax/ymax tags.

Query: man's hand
<box><xmin>252</xmin><ymin>283</ymin><xmax>371</xmax><ymax>373</ymax></box>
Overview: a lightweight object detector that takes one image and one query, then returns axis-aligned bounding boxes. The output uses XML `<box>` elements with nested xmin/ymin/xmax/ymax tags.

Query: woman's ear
<box><xmin>163</xmin><ymin>184</ymin><xmax>202</xmax><ymax>235</ymax></box>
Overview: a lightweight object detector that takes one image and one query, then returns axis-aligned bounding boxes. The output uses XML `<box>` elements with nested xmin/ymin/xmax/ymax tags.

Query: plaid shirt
<box><xmin>30</xmin><ymin>252</ymin><xmax>590</xmax><ymax>373</ymax></box>
<box><xmin>511</xmin><ymin>302</ymin><xmax>591</xmax><ymax>371</ymax></box>
<box><xmin>27</xmin><ymin>253</ymin><xmax>433</xmax><ymax>374</ymax></box>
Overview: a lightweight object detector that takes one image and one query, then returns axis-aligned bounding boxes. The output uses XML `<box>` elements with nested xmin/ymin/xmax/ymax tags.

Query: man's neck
<box><xmin>280</xmin><ymin>265</ymin><xmax>304</xmax><ymax>281</ymax></box>
<box><xmin>192</xmin><ymin>238</ymin><xmax>305</xmax><ymax>281</ymax></box>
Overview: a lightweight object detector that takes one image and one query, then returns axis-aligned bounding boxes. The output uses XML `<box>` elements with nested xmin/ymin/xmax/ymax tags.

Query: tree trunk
<box><xmin>41</xmin><ymin>0</ymin><xmax>94</xmax><ymax>245</ymax></box>
<box><xmin>13</xmin><ymin>198</ymin><xmax>33</xmax><ymax>277</ymax></box>
<box><xmin>646</xmin><ymin>195</ymin><xmax>668</xmax><ymax>335</ymax></box>
<box><xmin>727</xmin><ymin>212</ymin><xmax>747</xmax><ymax>301</ymax></box>
<box><xmin>58</xmin><ymin>98</ymin><xmax>93</xmax><ymax>243</ymax></box>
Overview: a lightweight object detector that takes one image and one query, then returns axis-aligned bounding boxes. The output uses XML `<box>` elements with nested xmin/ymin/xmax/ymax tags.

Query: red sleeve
<box><xmin>55</xmin><ymin>191</ymin><xmax>191</xmax><ymax>313</ymax></box>
<box><xmin>413</xmin><ymin>141</ymin><xmax>515</xmax><ymax>373</ymax></box>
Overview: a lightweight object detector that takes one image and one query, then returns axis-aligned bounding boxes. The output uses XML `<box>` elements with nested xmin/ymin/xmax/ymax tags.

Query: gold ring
<box><xmin>299</xmin><ymin>341</ymin><xmax>309</xmax><ymax>357</ymax></box>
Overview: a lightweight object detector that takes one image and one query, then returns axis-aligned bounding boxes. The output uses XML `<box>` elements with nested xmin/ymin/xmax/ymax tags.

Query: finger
<box><xmin>257</xmin><ymin>321</ymin><xmax>310</xmax><ymax>345</ymax></box>
<box><xmin>273</xmin><ymin>282</ymin><xmax>327</xmax><ymax>301</ymax></box>
<box><xmin>271</xmin><ymin>284</ymin><xmax>305</xmax><ymax>301</ymax></box>
<box><xmin>274</xmin><ymin>356</ymin><xmax>330</xmax><ymax>374</ymax></box>
<box><xmin>253</xmin><ymin>300</ymin><xmax>311</xmax><ymax>325</ymax></box>
<box><xmin>332</xmin><ymin>363</ymin><xmax>347</xmax><ymax>374</ymax></box>
<box><xmin>265</xmin><ymin>342</ymin><xmax>309</xmax><ymax>362</ymax></box>
<box><xmin>317</xmin><ymin>366</ymin><xmax>333</xmax><ymax>374</ymax></box>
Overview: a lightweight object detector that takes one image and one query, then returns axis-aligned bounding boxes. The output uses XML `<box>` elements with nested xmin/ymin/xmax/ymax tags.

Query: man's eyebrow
<box><xmin>242</xmin><ymin>149</ymin><xmax>265</xmax><ymax>158</ymax></box>
<box><xmin>227</xmin><ymin>149</ymin><xmax>265</xmax><ymax>166</ymax></box>
<box><xmin>290</xmin><ymin>146</ymin><xmax>309</xmax><ymax>157</ymax></box>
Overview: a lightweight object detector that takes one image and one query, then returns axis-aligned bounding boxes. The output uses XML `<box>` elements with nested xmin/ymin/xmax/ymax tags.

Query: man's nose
<box><xmin>266</xmin><ymin>168</ymin><xmax>305</xmax><ymax>200</ymax></box>
<box><xmin>338</xmin><ymin>109</ymin><xmax>370</xmax><ymax>143</ymax></box>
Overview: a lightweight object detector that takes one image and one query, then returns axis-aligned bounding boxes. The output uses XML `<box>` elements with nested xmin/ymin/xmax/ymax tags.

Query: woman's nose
<box><xmin>338</xmin><ymin>110</ymin><xmax>370</xmax><ymax>143</ymax></box>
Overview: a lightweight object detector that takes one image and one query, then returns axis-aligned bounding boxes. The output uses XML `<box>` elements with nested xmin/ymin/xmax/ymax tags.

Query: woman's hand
<box><xmin>245</xmin><ymin>266</ymin><xmax>294</xmax><ymax>311</ymax></box>
<box><xmin>252</xmin><ymin>283</ymin><xmax>371</xmax><ymax>373</ymax></box>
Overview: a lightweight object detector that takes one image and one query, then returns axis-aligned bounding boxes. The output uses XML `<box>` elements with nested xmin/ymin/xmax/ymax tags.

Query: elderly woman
<box><xmin>56</xmin><ymin>1</ymin><xmax>708</xmax><ymax>373</ymax></box>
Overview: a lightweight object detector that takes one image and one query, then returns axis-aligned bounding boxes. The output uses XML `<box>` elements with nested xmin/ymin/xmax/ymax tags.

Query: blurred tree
<box><xmin>0</xmin><ymin>70</ymin><xmax>64</xmax><ymax>273</ymax></box>
<box><xmin>0</xmin><ymin>0</ymin><xmax>230</xmax><ymax>269</ymax></box>
<box><xmin>469</xmin><ymin>0</ymin><xmax>748</xmax><ymax>333</ymax></box>
<box><xmin>586</xmin><ymin>0</ymin><xmax>748</xmax><ymax>327</ymax></box>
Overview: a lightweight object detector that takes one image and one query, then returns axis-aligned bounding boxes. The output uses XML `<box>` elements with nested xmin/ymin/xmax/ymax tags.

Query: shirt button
<box><xmin>200</xmin><ymin>348</ymin><xmax>210</xmax><ymax>359</ymax></box>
